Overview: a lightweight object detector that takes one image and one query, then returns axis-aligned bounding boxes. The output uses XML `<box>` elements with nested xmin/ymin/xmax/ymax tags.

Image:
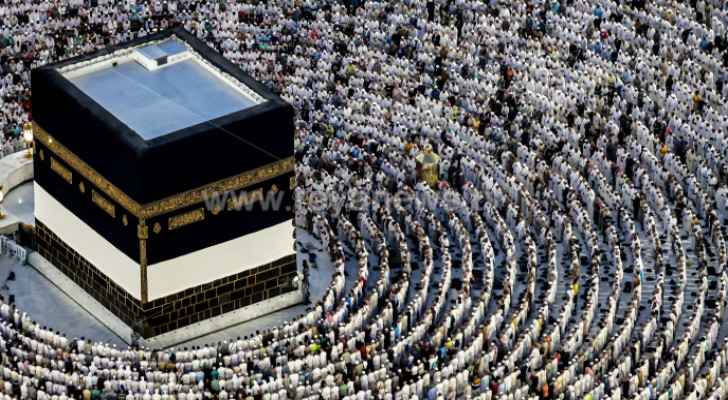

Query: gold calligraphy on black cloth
<box><xmin>34</xmin><ymin>123</ymin><xmax>294</xmax><ymax>221</ymax></box>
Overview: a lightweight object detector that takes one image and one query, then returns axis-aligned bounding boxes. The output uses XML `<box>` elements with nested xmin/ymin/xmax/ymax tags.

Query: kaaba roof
<box><xmin>32</xmin><ymin>28</ymin><xmax>294</xmax><ymax>204</ymax></box>
<box><xmin>61</xmin><ymin>38</ymin><xmax>262</xmax><ymax>140</ymax></box>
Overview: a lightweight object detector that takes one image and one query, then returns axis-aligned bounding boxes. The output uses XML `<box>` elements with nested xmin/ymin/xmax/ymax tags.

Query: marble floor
<box><xmin>3</xmin><ymin>182</ymin><xmax>34</xmax><ymax>225</ymax></box>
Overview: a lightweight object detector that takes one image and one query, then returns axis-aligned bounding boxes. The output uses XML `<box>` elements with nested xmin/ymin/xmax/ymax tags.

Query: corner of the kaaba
<box><xmin>134</xmin><ymin>96</ymin><xmax>295</xmax><ymax>204</ymax></box>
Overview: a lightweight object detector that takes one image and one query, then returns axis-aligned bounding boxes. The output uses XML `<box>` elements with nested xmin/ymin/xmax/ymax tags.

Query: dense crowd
<box><xmin>2</xmin><ymin>0</ymin><xmax>728</xmax><ymax>398</ymax></box>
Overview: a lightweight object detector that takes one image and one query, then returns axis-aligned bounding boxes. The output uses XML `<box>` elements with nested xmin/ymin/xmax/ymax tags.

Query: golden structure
<box><xmin>416</xmin><ymin>145</ymin><xmax>440</xmax><ymax>188</ymax></box>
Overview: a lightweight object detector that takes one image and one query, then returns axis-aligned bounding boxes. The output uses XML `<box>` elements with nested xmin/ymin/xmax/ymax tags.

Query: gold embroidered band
<box><xmin>50</xmin><ymin>157</ymin><xmax>73</xmax><ymax>184</ymax></box>
<box><xmin>168</xmin><ymin>207</ymin><xmax>205</xmax><ymax>231</ymax></box>
<box><xmin>91</xmin><ymin>189</ymin><xmax>116</xmax><ymax>218</ymax></box>
<box><xmin>34</xmin><ymin>123</ymin><xmax>294</xmax><ymax>219</ymax></box>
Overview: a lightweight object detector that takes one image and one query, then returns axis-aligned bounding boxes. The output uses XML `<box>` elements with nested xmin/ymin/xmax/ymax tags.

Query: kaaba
<box><xmin>30</xmin><ymin>28</ymin><xmax>299</xmax><ymax>341</ymax></box>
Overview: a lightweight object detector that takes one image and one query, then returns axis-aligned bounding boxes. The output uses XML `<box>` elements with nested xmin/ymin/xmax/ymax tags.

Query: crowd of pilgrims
<box><xmin>1</xmin><ymin>0</ymin><xmax>728</xmax><ymax>398</ymax></box>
